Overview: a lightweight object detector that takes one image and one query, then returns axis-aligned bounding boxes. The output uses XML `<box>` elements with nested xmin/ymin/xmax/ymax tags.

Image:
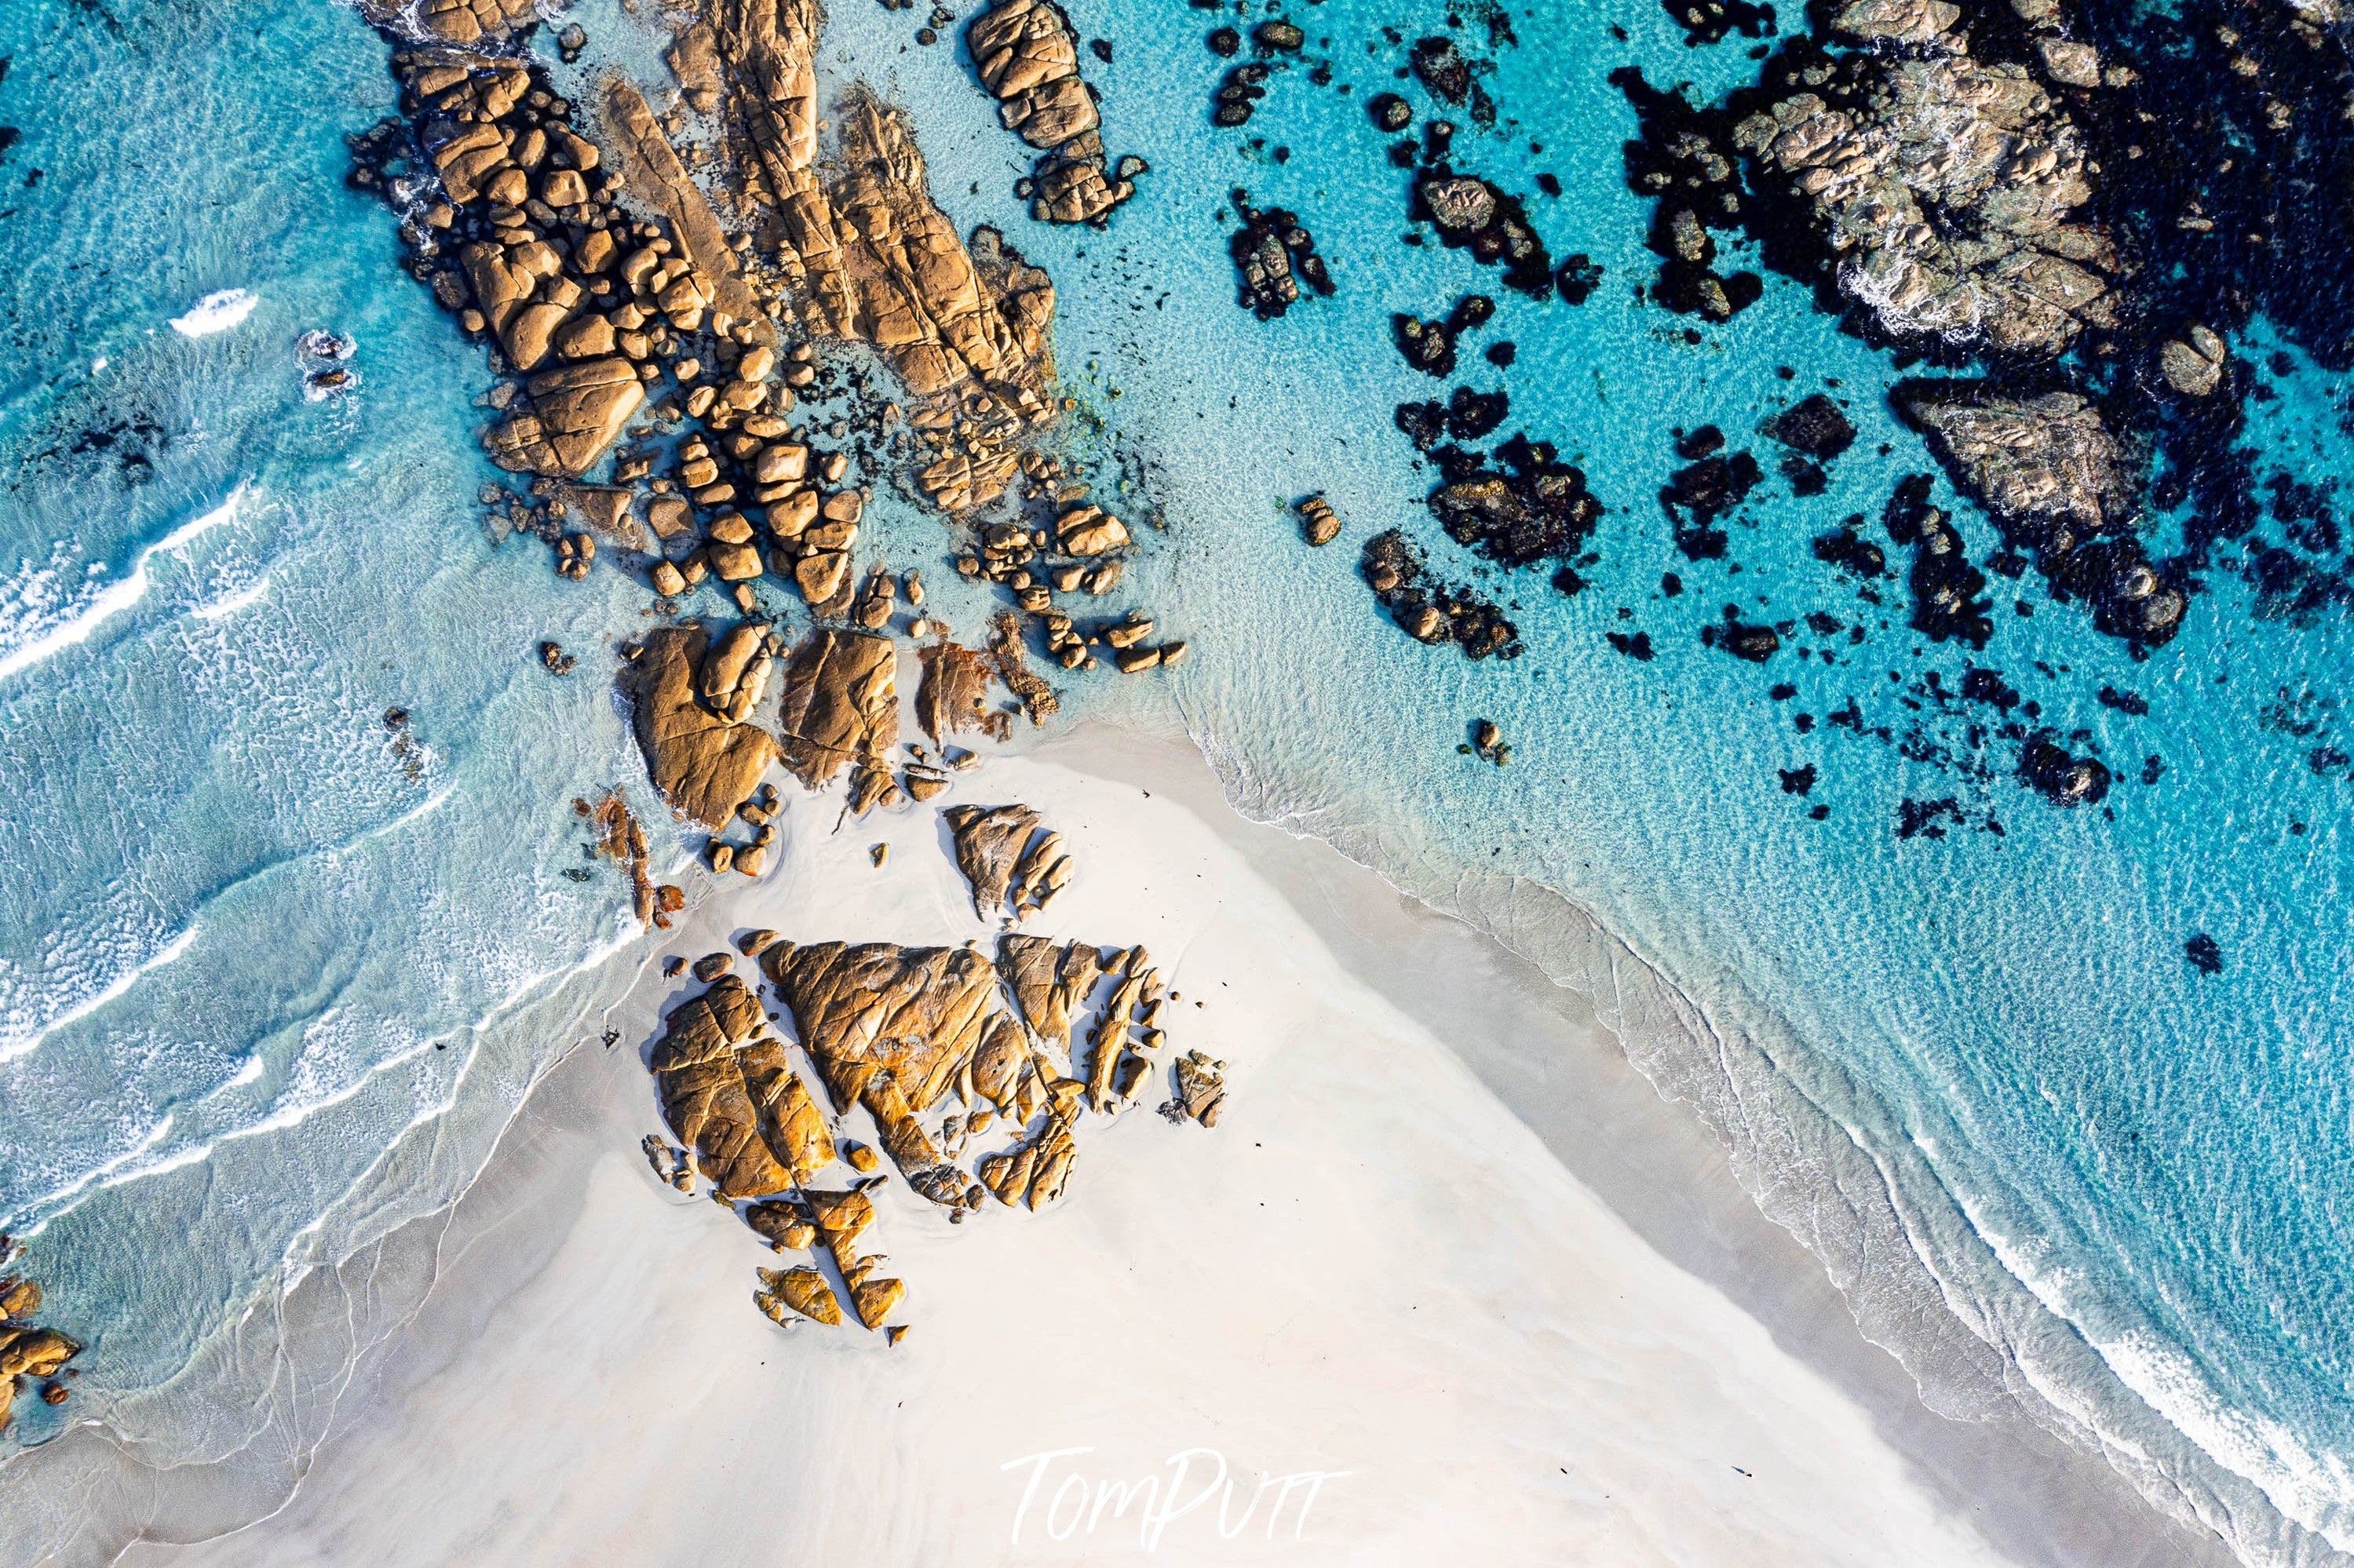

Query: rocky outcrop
<box><xmin>356</xmin><ymin>0</ymin><xmax>536</xmax><ymax>47</ymax></box>
<box><xmin>651</xmin><ymin>975</ymin><xmax>800</xmax><ymax>1198</ymax></box>
<box><xmin>600</xmin><ymin>77</ymin><xmax>763</xmax><ymax>326</ymax></box>
<box><xmin>1882</xmin><ymin>473</ymin><xmax>1994</xmax><ymax>649</ymax></box>
<box><xmin>976</xmin><ymin>1090</ymin><xmax>1082</xmax><ymax>1208</ymax></box>
<box><xmin>1899</xmin><ymin>385</ymin><xmax>2128</xmax><ymax>531</ymax></box>
<box><xmin>1080</xmin><ymin>945</ymin><xmax>1160</xmax><ymax>1112</ymax></box>
<box><xmin>914</xmin><ymin>638</ymin><xmax>1001</xmax><ymax>743</ymax></box>
<box><xmin>588</xmin><ymin>790</ymin><xmax>657</xmax><ymax>926</ymax></box>
<box><xmin>1359</xmin><ymin>530</ymin><xmax>1521</xmax><ymax>660</ymax></box>
<box><xmin>830</xmin><ymin>96</ymin><xmax>1060</xmax><ymax>407</ymax></box>
<box><xmin>761</xmin><ymin>941</ymin><xmax>1006</xmax><ymax>1114</ymax></box>
<box><xmin>998</xmin><ymin>933</ymin><xmax>1105</xmax><ymax>1049</ymax></box>
<box><xmin>694</xmin><ymin>0</ymin><xmax>1062</xmax><ymax>508</ymax></box>
<box><xmin>648</xmin><ymin>899</ymin><xmax>1200</xmax><ymax>1334</ymax></box>
<box><xmin>1897</xmin><ymin>384</ymin><xmax>2183</xmax><ymax>644</ymax></box>
<box><xmin>943</xmin><ymin>803</ymin><xmax>1040</xmax><ymax>917</ymax></box>
<box><xmin>622</xmin><ymin>625</ymin><xmax>783</xmax><ymax>829</ymax></box>
<box><xmin>942</xmin><ymin>804</ymin><xmax>1071</xmax><ymax>920</ymax></box>
<box><xmin>772</xmin><ymin>629</ymin><xmax>897</xmax><ymax>786</ymax></box>
<box><xmin>760</xmin><ymin>941</ymin><xmax>1009</xmax><ymax>1205</ymax></box>
<box><xmin>966</xmin><ymin>0</ymin><xmax>1137</xmax><ymax>224</ymax></box>
<box><xmin>1163</xmin><ymin>1050</ymin><xmax>1227</xmax><ymax>1128</ymax></box>
<box><xmin>376</xmin><ymin>49</ymin><xmax>728</xmax><ymax>482</ymax></box>
<box><xmin>2160</xmin><ymin>324</ymin><xmax>2227</xmax><ymax>397</ymax></box>
<box><xmin>0</xmin><ymin>1242</ymin><xmax>82</xmax><ymax>1435</ymax></box>
<box><xmin>483</xmin><ymin>359</ymin><xmax>646</xmax><ymax>479</ymax></box>
<box><xmin>1730</xmin><ymin>24</ymin><xmax>2119</xmax><ymax>358</ymax></box>
<box><xmin>755</xmin><ymin>1264</ymin><xmax>842</xmax><ymax>1326</ymax></box>
<box><xmin>1429</xmin><ymin>437</ymin><xmax>1606</xmax><ymax>574</ymax></box>
<box><xmin>989</xmin><ymin>610</ymin><xmax>1060</xmax><ymax>724</ymax></box>
<box><xmin>1228</xmin><ymin>191</ymin><xmax>1333</xmax><ymax>319</ymax></box>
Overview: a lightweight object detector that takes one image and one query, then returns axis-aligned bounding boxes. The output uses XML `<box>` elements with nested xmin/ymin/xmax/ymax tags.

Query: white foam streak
<box><xmin>169</xmin><ymin>289</ymin><xmax>259</xmax><ymax>337</ymax></box>
<box><xmin>0</xmin><ymin>482</ymin><xmax>251</xmax><ymax>686</ymax></box>
<box><xmin>191</xmin><ymin>574</ymin><xmax>272</xmax><ymax>621</ymax></box>
<box><xmin>0</xmin><ymin>922</ymin><xmax>199</xmax><ymax>1065</ymax></box>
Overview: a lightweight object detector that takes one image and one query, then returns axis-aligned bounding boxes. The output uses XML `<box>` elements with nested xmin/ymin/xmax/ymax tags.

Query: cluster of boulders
<box><xmin>356</xmin><ymin>0</ymin><xmax>535</xmax><ymax>47</ymax></box>
<box><xmin>582</xmin><ymin>789</ymin><xmax>663</xmax><ymax>925</ymax></box>
<box><xmin>1728</xmin><ymin>12</ymin><xmax>2121</xmax><ymax>358</ymax></box>
<box><xmin>943</xmin><ymin>803</ymin><xmax>1072</xmax><ymax>919</ymax></box>
<box><xmin>2018</xmin><ymin>732</ymin><xmax>2111</xmax><ymax>805</ymax></box>
<box><xmin>1659</xmin><ymin>425</ymin><xmax>1762</xmax><ymax>560</ymax></box>
<box><xmin>0</xmin><ymin>1238</ymin><xmax>79</xmax><ymax>1435</ymax></box>
<box><xmin>1359</xmin><ymin>529</ymin><xmax>1521</xmax><ymax>659</ymax></box>
<box><xmin>967</xmin><ymin>0</ymin><xmax>1141</xmax><ymax>224</ymax></box>
<box><xmin>1427</xmin><ymin>436</ymin><xmax>1606</xmax><ymax>584</ymax></box>
<box><xmin>640</xmin><ymin>801</ymin><xmax>1211</xmax><ymax>1337</ymax></box>
<box><xmin>1897</xmin><ymin>382</ymin><xmax>2183</xmax><ymax>644</ymax></box>
<box><xmin>1228</xmin><ymin>190</ymin><xmax>1333</xmax><ymax>320</ymax></box>
<box><xmin>1407</xmin><ymin>34</ymin><xmax>1495</xmax><ymax>126</ymax></box>
<box><xmin>1881</xmin><ymin>472</ymin><xmax>1996</xmax><ymax>647</ymax></box>
<box><xmin>353</xmin><ymin>0</ymin><xmax>1190</xmax><ymax>805</ymax></box>
<box><xmin>1612</xmin><ymin>67</ymin><xmax>1766</xmax><ymax>323</ymax></box>
<box><xmin>1205</xmin><ymin>16</ymin><xmax>1308</xmax><ymax>128</ymax></box>
<box><xmin>1411</xmin><ymin>161</ymin><xmax>1556</xmax><ymax>299</ymax></box>
<box><xmin>1297</xmin><ymin>494</ymin><xmax>1339</xmax><ymax>546</ymax></box>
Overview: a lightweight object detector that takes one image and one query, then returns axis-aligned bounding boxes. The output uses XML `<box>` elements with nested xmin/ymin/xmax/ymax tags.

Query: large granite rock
<box><xmin>830</xmin><ymin>97</ymin><xmax>1058</xmax><ymax>404</ymax></box>
<box><xmin>696</xmin><ymin>5</ymin><xmax>1061</xmax><ymax>507</ymax></box>
<box><xmin>358</xmin><ymin>0</ymin><xmax>536</xmax><ymax>46</ymax></box>
<box><xmin>622</xmin><ymin>625</ymin><xmax>783</xmax><ymax>829</ymax></box>
<box><xmin>966</xmin><ymin>0</ymin><xmax>1136</xmax><ymax>224</ymax></box>
<box><xmin>600</xmin><ymin>76</ymin><xmax>763</xmax><ymax>326</ymax></box>
<box><xmin>761</xmin><ymin>941</ymin><xmax>1005</xmax><ymax>1112</ymax></box>
<box><xmin>772</xmin><ymin>629</ymin><xmax>897</xmax><ymax>786</ymax></box>
<box><xmin>1732</xmin><ymin>27</ymin><xmax>2118</xmax><ymax>357</ymax></box>
<box><xmin>1898</xmin><ymin>382</ymin><xmax>2183</xmax><ymax>644</ymax></box>
<box><xmin>942</xmin><ymin>803</ymin><xmax>1042</xmax><ymax>918</ymax></box>
<box><xmin>484</xmin><ymin>359</ymin><xmax>646</xmax><ymax>477</ymax></box>
<box><xmin>761</xmin><ymin>939</ymin><xmax>1020</xmax><ymax>1205</ymax></box>
<box><xmin>1899</xmin><ymin>385</ymin><xmax>2127</xmax><ymax>531</ymax></box>
<box><xmin>914</xmin><ymin>638</ymin><xmax>998</xmax><ymax>743</ymax></box>
<box><xmin>0</xmin><ymin>1252</ymin><xmax>79</xmax><ymax>1435</ymax></box>
<box><xmin>650</xmin><ymin>975</ymin><xmax>797</xmax><ymax>1198</ymax></box>
<box><xmin>996</xmin><ymin>934</ymin><xmax>1104</xmax><ymax>1050</ymax></box>
<box><xmin>755</xmin><ymin>1265</ymin><xmax>842</xmax><ymax>1326</ymax></box>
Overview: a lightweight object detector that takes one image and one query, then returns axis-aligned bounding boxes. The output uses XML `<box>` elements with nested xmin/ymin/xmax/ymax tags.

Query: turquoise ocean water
<box><xmin>2</xmin><ymin>0</ymin><xmax>2351</xmax><ymax>1562</ymax></box>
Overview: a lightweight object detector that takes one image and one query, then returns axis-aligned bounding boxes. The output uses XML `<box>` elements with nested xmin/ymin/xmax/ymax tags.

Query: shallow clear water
<box><xmin>1</xmin><ymin>0</ymin><xmax>2350</xmax><ymax>1561</ymax></box>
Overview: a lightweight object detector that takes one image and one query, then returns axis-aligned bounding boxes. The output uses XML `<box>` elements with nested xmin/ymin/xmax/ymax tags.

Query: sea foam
<box><xmin>168</xmin><ymin>289</ymin><xmax>260</xmax><ymax>338</ymax></box>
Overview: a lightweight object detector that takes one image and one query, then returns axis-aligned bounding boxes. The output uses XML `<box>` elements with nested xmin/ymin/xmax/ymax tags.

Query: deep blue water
<box><xmin>1</xmin><ymin>0</ymin><xmax>2350</xmax><ymax>1561</ymax></box>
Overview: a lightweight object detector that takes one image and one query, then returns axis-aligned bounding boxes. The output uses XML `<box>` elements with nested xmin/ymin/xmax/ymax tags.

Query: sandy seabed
<box><xmin>102</xmin><ymin>723</ymin><xmax>2233</xmax><ymax>1567</ymax></box>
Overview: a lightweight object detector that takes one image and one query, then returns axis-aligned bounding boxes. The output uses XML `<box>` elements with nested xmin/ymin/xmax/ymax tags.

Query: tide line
<box><xmin>0</xmin><ymin>481</ymin><xmax>254</xmax><ymax>687</ymax></box>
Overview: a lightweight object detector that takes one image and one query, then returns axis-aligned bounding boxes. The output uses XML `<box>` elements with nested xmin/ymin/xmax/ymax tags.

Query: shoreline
<box><xmin>93</xmin><ymin>720</ymin><xmax>2232</xmax><ymax>1567</ymax></box>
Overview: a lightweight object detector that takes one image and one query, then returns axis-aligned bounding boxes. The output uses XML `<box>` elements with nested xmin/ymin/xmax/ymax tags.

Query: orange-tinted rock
<box><xmin>772</xmin><ymin>629</ymin><xmax>897</xmax><ymax>786</ymax></box>
<box><xmin>620</xmin><ymin>625</ymin><xmax>782</xmax><ymax>829</ymax></box>
<box><xmin>648</xmin><ymin>975</ymin><xmax>795</xmax><ymax>1198</ymax></box>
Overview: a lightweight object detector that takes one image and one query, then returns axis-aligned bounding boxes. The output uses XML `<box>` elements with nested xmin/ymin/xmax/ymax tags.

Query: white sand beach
<box><xmin>113</xmin><ymin>724</ymin><xmax>2232</xmax><ymax>1568</ymax></box>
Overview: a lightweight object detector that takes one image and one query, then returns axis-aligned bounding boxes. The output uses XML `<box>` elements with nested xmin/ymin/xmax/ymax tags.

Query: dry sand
<box><xmin>116</xmin><ymin>725</ymin><xmax>2233</xmax><ymax>1567</ymax></box>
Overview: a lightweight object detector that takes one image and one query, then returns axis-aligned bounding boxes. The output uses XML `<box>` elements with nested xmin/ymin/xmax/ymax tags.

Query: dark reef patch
<box><xmin>1359</xmin><ymin>527</ymin><xmax>1521</xmax><ymax>659</ymax></box>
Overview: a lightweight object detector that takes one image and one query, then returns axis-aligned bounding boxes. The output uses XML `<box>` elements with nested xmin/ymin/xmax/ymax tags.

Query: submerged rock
<box><xmin>1359</xmin><ymin>529</ymin><xmax>1521</xmax><ymax>659</ymax></box>
<box><xmin>1228</xmin><ymin>190</ymin><xmax>1333</xmax><ymax>319</ymax></box>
